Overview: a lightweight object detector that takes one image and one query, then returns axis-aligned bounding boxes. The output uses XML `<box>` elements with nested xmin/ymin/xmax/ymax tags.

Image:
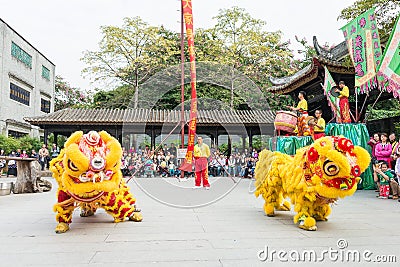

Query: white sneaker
<box><xmin>193</xmin><ymin>185</ymin><xmax>201</xmax><ymax>189</ymax></box>
<box><xmin>204</xmin><ymin>186</ymin><xmax>210</xmax><ymax>190</ymax></box>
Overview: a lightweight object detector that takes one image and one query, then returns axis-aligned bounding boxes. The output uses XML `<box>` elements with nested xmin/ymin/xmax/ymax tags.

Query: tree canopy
<box><xmin>81</xmin><ymin>7</ymin><xmax>297</xmax><ymax>111</ymax></box>
<box><xmin>55</xmin><ymin>75</ymin><xmax>89</xmax><ymax>111</ymax></box>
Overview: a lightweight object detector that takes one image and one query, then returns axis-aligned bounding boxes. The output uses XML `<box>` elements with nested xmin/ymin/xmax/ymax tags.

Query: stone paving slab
<box><xmin>0</xmin><ymin>177</ymin><xmax>399</xmax><ymax>266</ymax></box>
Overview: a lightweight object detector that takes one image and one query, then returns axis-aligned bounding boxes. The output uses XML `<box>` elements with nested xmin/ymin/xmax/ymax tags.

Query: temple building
<box><xmin>267</xmin><ymin>36</ymin><xmax>393</xmax><ymax>129</ymax></box>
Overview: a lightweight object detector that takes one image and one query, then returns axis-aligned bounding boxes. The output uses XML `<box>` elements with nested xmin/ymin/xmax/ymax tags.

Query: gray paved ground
<box><xmin>0</xmin><ymin>176</ymin><xmax>399</xmax><ymax>266</ymax></box>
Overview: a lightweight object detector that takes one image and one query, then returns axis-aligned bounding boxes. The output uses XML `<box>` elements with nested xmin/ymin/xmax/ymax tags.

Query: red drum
<box><xmin>274</xmin><ymin>111</ymin><xmax>297</xmax><ymax>133</ymax></box>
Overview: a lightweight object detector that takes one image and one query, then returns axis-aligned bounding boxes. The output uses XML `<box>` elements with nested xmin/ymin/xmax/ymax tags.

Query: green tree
<box><xmin>91</xmin><ymin>84</ymin><xmax>135</xmax><ymax>109</ymax></box>
<box><xmin>212</xmin><ymin>7</ymin><xmax>297</xmax><ymax>109</ymax></box>
<box><xmin>0</xmin><ymin>135</ymin><xmax>41</xmax><ymax>154</ymax></box>
<box><xmin>339</xmin><ymin>0</ymin><xmax>400</xmax><ymax>41</ymax></box>
<box><xmin>83</xmin><ymin>11</ymin><xmax>299</xmax><ymax>112</ymax></box>
<box><xmin>82</xmin><ymin>17</ymin><xmax>179</xmax><ymax>108</ymax></box>
<box><xmin>55</xmin><ymin>75</ymin><xmax>89</xmax><ymax>111</ymax></box>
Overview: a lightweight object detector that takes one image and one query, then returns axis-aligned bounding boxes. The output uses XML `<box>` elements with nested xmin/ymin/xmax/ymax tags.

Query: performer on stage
<box><xmin>193</xmin><ymin>136</ymin><xmax>211</xmax><ymax>189</ymax></box>
<box><xmin>289</xmin><ymin>91</ymin><xmax>308</xmax><ymax>115</ymax></box>
<box><xmin>311</xmin><ymin>109</ymin><xmax>326</xmax><ymax>140</ymax></box>
<box><xmin>335</xmin><ymin>81</ymin><xmax>351</xmax><ymax>123</ymax></box>
<box><xmin>288</xmin><ymin>91</ymin><xmax>310</xmax><ymax>136</ymax></box>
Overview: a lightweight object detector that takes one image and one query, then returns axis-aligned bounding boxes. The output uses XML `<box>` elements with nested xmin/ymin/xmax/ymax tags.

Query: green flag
<box><xmin>322</xmin><ymin>66</ymin><xmax>341</xmax><ymax>122</ymax></box>
<box><xmin>377</xmin><ymin>14</ymin><xmax>400</xmax><ymax>99</ymax></box>
<box><xmin>340</xmin><ymin>8</ymin><xmax>382</xmax><ymax>93</ymax></box>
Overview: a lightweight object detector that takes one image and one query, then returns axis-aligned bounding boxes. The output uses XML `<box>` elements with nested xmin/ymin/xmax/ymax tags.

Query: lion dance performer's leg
<box><xmin>54</xmin><ymin>190</ymin><xmax>75</xmax><ymax>233</ymax></box>
<box><xmin>80</xmin><ymin>203</ymin><xmax>97</xmax><ymax>217</ymax></box>
<box><xmin>51</xmin><ymin>151</ymin><xmax>76</xmax><ymax>234</ymax></box>
<box><xmin>101</xmin><ymin>180</ymin><xmax>142</xmax><ymax>223</ymax></box>
<box><xmin>293</xmin><ymin>193</ymin><xmax>319</xmax><ymax>231</ymax></box>
<box><xmin>312</xmin><ymin>204</ymin><xmax>331</xmax><ymax>221</ymax></box>
<box><xmin>255</xmin><ymin>151</ymin><xmax>291</xmax><ymax>216</ymax></box>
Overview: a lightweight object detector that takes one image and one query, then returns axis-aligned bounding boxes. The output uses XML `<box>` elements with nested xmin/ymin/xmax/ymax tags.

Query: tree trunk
<box><xmin>13</xmin><ymin>160</ymin><xmax>40</xmax><ymax>194</ymax></box>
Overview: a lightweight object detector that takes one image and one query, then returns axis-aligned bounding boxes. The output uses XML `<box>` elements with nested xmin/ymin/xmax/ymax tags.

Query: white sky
<box><xmin>0</xmin><ymin>0</ymin><xmax>356</xmax><ymax>91</ymax></box>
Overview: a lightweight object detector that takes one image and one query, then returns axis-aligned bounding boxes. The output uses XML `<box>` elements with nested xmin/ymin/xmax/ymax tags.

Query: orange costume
<box><xmin>295</xmin><ymin>99</ymin><xmax>311</xmax><ymax>136</ymax></box>
<box><xmin>338</xmin><ymin>86</ymin><xmax>351</xmax><ymax>123</ymax></box>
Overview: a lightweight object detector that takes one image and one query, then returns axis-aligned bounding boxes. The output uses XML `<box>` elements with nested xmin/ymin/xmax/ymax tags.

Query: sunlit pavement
<box><xmin>0</xmin><ymin>176</ymin><xmax>399</xmax><ymax>266</ymax></box>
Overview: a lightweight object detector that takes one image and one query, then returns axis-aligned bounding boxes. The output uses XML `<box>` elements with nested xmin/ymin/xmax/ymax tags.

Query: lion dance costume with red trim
<box><xmin>50</xmin><ymin>131</ymin><xmax>142</xmax><ymax>233</ymax></box>
<box><xmin>254</xmin><ymin>136</ymin><xmax>370</xmax><ymax>231</ymax></box>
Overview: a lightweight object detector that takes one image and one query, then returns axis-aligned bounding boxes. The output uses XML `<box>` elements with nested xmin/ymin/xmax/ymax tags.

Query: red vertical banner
<box><xmin>179</xmin><ymin>0</ymin><xmax>197</xmax><ymax>172</ymax></box>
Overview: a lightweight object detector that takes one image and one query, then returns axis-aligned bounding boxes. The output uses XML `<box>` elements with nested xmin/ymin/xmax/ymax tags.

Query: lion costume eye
<box><xmin>323</xmin><ymin>160</ymin><xmax>339</xmax><ymax>176</ymax></box>
<box><xmin>68</xmin><ymin>160</ymin><xmax>79</xmax><ymax>171</ymax></box>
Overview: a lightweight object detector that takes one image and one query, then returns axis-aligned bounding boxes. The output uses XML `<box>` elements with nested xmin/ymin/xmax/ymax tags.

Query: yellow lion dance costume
<box><xmin>254</xmin><ymin>136</ymin><xmax>370</xmax><ymax>231</ymax></box>
<box><xmin>50</xmin><ymin>131</ymin><xmax>142</xmax><ymax>233</ymax></box>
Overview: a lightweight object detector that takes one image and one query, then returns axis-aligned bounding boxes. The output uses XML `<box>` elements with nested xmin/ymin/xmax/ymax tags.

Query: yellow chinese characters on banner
<box><xmin>180</xmin><ymin>0</ymin><xmax>198</xmax><ymax>171</ymax></box>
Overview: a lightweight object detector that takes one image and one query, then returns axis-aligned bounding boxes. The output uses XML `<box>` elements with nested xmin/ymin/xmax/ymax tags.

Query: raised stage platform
<box><xmin>266</xmin><ymin>123</ymin><xmax>374</xmax><ymax>189</ymax></box>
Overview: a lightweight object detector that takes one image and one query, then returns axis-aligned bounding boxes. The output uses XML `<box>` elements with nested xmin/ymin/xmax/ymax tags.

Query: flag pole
<box><xmin>357</xmin><ymin>91</ymin><xmax>370</xmax><ymax>122</ymax></box>
<box><xmin>355</xmin><ymin>88</ymin><xmax>358</xmax><ymax>122</ymax></box>
<box><xmin>320</xmin><ymin>82</ymin><xmax>339</xmax><ymax>123</ymax></box>
<box><xmin>180</xmin><ymin>0</ymin><xmax>185</xmax><ymax>178</ymax></box>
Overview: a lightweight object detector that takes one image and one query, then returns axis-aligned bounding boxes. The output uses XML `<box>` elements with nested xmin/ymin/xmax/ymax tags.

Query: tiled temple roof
<box><xmin>267</xmin><ymin>36</ymin><xmax>354</xmax><ymax>94</ymax></box>
<box><xmin>313</xmin><ymin>36</ymin><xmax>349</xmax><ymax>61</ymax></box>
<box><xmin>24</xmin><ymin>108</ymin><xmax>275</xmax><ymax>126</ymax></box>
<box><xmin>267</xmin><ymin>57</ymin><xmax>354</xmax><ymax>94</ymax></box>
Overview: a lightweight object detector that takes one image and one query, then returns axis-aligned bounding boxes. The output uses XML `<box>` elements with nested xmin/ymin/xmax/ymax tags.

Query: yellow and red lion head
<box><xmin>51</xmin><ymin>130</ymin><xmax>123</xmax><ymax>201</ymax></box>
<box><xmin>301</xmin><ymin>136</ymin><xmax>371</xmax><ymax>199</ymax></box>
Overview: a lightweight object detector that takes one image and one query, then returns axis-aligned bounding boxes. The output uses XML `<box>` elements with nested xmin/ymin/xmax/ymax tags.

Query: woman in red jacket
<box><xmin>375</xmin><ymin>133</ymin><xmax>393</xmax><ymax>167</ymax></box>
<box><xmin>368</xmin><ymin>133</ymin><xmax>380</xmax><ymax>159</ymax></box>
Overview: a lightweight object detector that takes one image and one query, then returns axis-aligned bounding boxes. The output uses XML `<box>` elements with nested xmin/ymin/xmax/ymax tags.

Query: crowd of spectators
<box><xmin>368</xmin><ymin>132</ymin><xmax>400</xmax><ymax>200</ymax></box>
<box><xmin>1</xmin><ymin>141</ymin><xmax>261</xmax><ymax>179</ymax></box>
<box><xmin>0</xmin><ymin>143</ymin><xmax>60</xmax><ymax>177</ymax></box>
<box><xmin>120</xmin><ymin>143</ymin><xmax>260</xmax><ymax>179</ymax></box>
<box><xmin>120</xmin><ymin>144</ymin><xmax>181</xmax><ymax>178</ymax></box>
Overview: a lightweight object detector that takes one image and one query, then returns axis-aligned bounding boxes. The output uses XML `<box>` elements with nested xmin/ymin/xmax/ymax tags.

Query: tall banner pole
<box><xmin>179</xmin><ymin>0</ymin><xmax>198</xmax><ymax>172</ymax></box>
<box><xmin>180</xmin><ymin>1</ymin><xmax>186</xmax><ymax>177</ymax></box>
<box><xmin>355</xmin><ymin>88</ymin><xmax>358</xmax><ymax>121</ymax></box>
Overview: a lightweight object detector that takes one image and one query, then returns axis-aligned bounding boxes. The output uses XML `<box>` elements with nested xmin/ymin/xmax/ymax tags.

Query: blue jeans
<box><xmin>236</xmin><ymin>166</ymin><xmax>241</xmax><ymax>176</ymax></box>
<box><xmin>217</xmin><ymin>166</ymin><xmax>222</xmax><ymax>176</ymax></box>
<box><xmin>228</xmin><ymin>166</ymin><xmax>236</xmax><ymax>176</ymax></box>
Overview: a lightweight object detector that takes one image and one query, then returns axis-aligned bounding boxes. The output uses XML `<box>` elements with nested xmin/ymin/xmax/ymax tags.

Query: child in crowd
<box><xmin>373</xmin><ymin>161</ymin><xmax>393</xmax><ymax>199</ymax></box>
<box><xmin>169</xmin><ymin>161</ymin><xmax>175</xmax><ymax>177</ymax></box>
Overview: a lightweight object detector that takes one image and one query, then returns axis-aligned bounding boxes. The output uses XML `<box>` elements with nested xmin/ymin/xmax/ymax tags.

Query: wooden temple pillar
<box><xmin>227</xmin><ymin>135</ymin><xmax>232</xmax><ymax>157</ymax></box>
<box><xmin>214</xmin><ymin>128</ymin><xmax>219</xmax><ymax>147</ymax></box>
<box><xmin>209</xmin><ymin>134</ymin><xmax>215</xmax><ymax>146</ymax></box>
<box><xmin>242</xmin><ymin>134</ymin><xmax>246</xmax><ymax>153</ymax></box>
<box><xmin>151</xmin><ymin>127</ymin><xmax>156</xmax><ymax>150</ymax></box>
<box><xmin>54</xmin><ymin>133</ymin><xmax>58</xmax><ymax>146</ymax></box>
<box><xmin>44</xmin><ymin>129</ymin><xmax>49</xmax><ymax>145</ymax></box>
<box><xmin>248</xmin><ymin>128</ymin><xmax>253</xmax><ymax>149</ymax></box>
